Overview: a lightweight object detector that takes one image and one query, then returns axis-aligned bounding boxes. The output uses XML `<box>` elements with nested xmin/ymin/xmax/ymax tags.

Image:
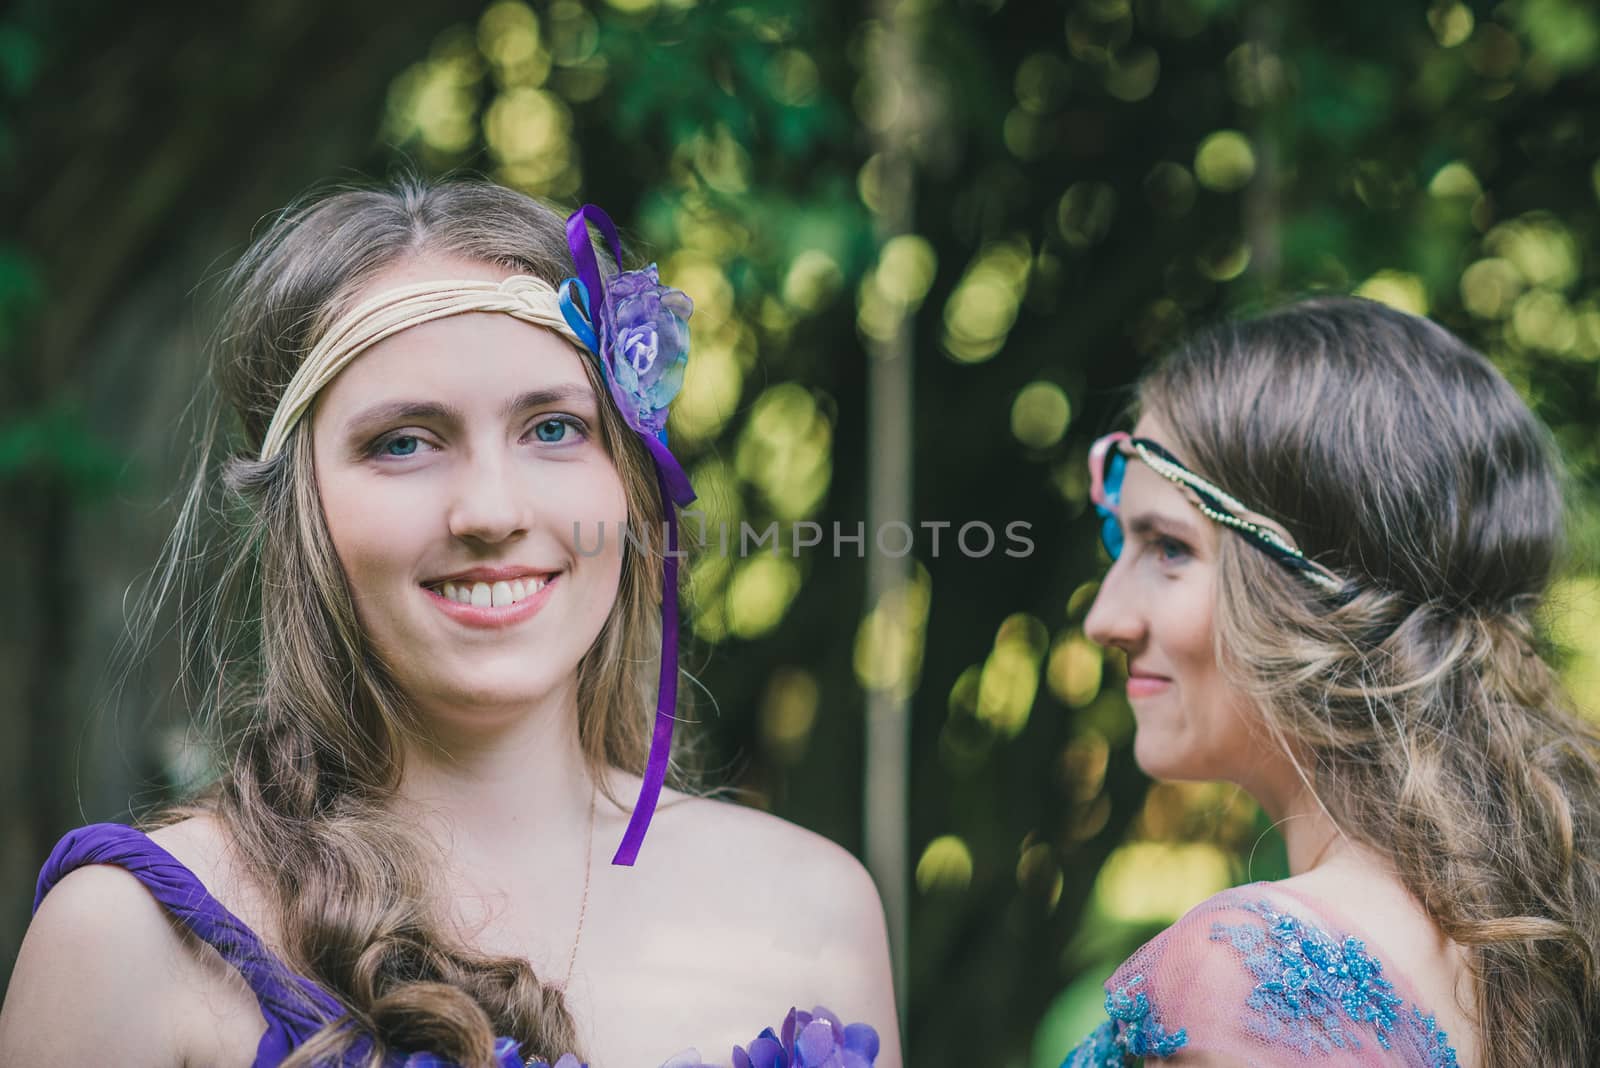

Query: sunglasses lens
<box><xmin>1093</xmin><ymin>448</ymin><xmax>1126</xmax><ymax>559</ymax></box>
<box><xmin>1102</xmin><ymin>449</ymin><xmax>1125</xmax><ymax>506</ymax></box>
<box><xmin>1098</xmin><ymin>512</ymin><xmax>1124</xmax><ymax>559</ymax></box>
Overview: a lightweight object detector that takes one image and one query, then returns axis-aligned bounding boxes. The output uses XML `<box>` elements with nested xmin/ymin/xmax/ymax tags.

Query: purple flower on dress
<box><xmin>732</xmin><ymin>1007</ymin><xmax>880</xmax><ymax>1068</ymax></box>
<box><xmin>400</xmin><ymin>1007</ymin><xmax>876</xmax><ymax>1068</ymax></box>
<box><xmin>402</xmin><ymin>1036</ymin><xmax>584</xmax><ymax>1068</ymax></box>
<box><xmin>601</xmin><ymin>263</ymin><xmax>692</xmax><ymax>438</ymax></box>
<box><xmin>403</xmin><ymin>1036</ymin><xmax>585</xmax><ymax>1068</ymax></box>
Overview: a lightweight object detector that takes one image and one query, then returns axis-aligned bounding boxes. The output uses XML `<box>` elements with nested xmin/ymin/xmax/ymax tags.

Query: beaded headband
<box><xmin>259</xmin><ymin>205</ymin><xmax>696</xmax><ymax>866</ymax></box>
<box><xmin>1089</xmin><ymin>431</ymin><xmax>1344</xmax><ymax>595</ymax></box>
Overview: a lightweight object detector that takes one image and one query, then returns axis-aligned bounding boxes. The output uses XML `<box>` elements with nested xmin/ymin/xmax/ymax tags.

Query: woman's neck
<box><xmin>1245</xmin><ymin>759</ymin><xmax>1373</xmax><ymax>877</ymax></box>
<box><xmin>393</xmin><ymin>684</ymin><xmax>597</xmax><ymax>858</ymax></box>
<box><xmin>1274</xmin><ymin>788</ymin><xmax>1348</xmax><ymax>874</ymax></box>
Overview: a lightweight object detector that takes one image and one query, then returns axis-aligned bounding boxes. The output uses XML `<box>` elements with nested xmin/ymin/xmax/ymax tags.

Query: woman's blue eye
<box><xmin>382</xmin><ymin>435</ymin><xmax>420</xmax><ymax>457</ymax></box>
<box><xmin>532</xmin><ymin>415</ymin><xmax>587</xmax><ymax>444</ymax></box>
<box><xmin>1155</xmin><ymin>536</ymin><xmax>1191</xmax><ymax>563</ymax></box>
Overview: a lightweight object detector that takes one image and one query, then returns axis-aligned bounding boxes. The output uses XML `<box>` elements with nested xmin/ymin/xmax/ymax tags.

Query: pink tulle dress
<box><xmin>1062</xmin><ymin>882</ymin><xmax>1460</xmax><ymax>1067</ymax></box>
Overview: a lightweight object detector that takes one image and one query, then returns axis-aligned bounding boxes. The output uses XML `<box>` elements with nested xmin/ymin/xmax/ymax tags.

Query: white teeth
<box><xmin>434</xmin><ymin>576</ymin><xmax>550</xmax><ymax>609</ymax></box>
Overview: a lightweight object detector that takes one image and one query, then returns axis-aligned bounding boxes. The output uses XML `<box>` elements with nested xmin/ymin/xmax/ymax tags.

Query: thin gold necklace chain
<box><xmin>562</xmin><ymin>785</ymin><xmax>597</xmax><ymax>989</ymax></box>
<box><xmin>525</xmin><ymin>785</ymin><xmax>596</xmax><ymax>1068</ymax></box>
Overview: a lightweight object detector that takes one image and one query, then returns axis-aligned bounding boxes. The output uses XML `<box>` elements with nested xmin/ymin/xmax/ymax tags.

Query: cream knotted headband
<box><xmin>257</xmin><ymin>274</ymin><xmax>582</xmax><ymax>462</ymax></box>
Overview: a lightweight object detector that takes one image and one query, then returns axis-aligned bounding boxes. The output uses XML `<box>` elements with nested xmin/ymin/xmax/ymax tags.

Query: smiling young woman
<box><xmin>0</xmin><ymin>179</ymin><xmax>898</xmax><ymax>1068</ymax></box>
<box><xmin>1060</xmin><ymin>297</ymin><xmax>1600</xmax><ymax>1067</ymax></box>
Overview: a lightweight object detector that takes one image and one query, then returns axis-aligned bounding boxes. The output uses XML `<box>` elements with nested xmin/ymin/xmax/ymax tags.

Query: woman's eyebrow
<box><xmin>1122</xmin><ymin>511</ymin><xmax>1202</xmax><ymax>542</ymax></box>
<box><xmin>343</xmin><ymin>385</ymin><xmax>595</xmax><ymax>435</ymax></box>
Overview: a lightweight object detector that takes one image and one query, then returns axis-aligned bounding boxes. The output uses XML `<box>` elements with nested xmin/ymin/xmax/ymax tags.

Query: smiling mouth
<box><xmin>425</xmin><ymin>574</ymin><xmax>558</xmax><ymax>608</ymax></box>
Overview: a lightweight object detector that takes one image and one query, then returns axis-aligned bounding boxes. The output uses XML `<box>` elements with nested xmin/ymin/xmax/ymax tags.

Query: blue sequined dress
<box><xmin>1061</xmin><ymin>883</ymin><xmax>1460</xmax><ymax>1067</ymax></box>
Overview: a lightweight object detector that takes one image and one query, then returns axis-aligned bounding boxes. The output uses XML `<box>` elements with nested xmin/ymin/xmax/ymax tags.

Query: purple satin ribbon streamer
<box><xmin>611</xmin><ymin>469</ymin><xmax>684</xmax><ymax>867</ymax></box>
<box><xmin>644</xmin><ymin>431</ymin><xmax>696</xmax><ymax>508</ymax></box>
<box><xmin>566</xmin><ymin>205</ymin><xmax>697</xmax><ymax>866</ymax></box>
<box><xmin>611</xmin><ymin>433</ymin><xmax>695</xmax><ymax>866</ymax></box>
<box><xmin>565</xmin><ymin>205</ymin><xmax>624</xmax><ymax>344</ymax></box>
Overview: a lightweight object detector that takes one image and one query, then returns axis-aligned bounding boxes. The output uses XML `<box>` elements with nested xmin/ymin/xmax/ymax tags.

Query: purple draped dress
<box><xmin>34</xmin><ymin>823</ymin><xmax>879</xmax><ymax>1068</ymax></box>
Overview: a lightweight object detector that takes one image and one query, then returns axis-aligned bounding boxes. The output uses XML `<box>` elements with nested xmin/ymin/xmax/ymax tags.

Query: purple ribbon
<box><xmin>609</xmin><ymin>428</ymin><xmax>696</xmax><ymax>866</ymax></box>
<box><xmin>611</xmin><ymin>470</ymin><xmax>684</xmax><ymax>867</ymax></box>
<box><xmin>643</xmin><ymin>431</ymin><xmax>695</xmax><ymax>508</ymax></box>
<box><xmin>564</xmin><ymin>205</ymin><xmax>624</xmax><ymax>345</ymax></box>
<box><xmin>566</xmin><ymin>205</ymin><xmax>696</xmax><ymax>867</ymax></box>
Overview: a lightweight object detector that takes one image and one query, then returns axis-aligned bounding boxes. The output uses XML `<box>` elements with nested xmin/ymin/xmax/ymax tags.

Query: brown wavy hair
<box><xmin>1138</xmin><ymin>296</ymin><xmax>1600</xmax><ymax>1064</ymax></box>
<box><xmin>132</xmin><ymin>176</ymin><xmax>689</xmax><ymax>1067</ymax></box>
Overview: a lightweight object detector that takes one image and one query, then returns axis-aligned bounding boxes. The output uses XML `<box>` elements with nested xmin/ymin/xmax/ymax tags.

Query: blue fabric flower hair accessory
<box><xmin>601</xmin><ymin>263</ymin><xmax>692</xmax><ymax>436</ymax></box>
<box><xmin>557</xmin><ymin>206</ymin><xmax>693</xmax><ymax>445</ymax></box>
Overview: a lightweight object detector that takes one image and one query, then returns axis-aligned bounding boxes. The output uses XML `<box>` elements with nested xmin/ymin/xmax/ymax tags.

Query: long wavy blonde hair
<box><xmin>1140</xmin><ymin>296</ymin><xmax>1600</xmax><ymax>1064</ymax></box>
<box><xmin>133</xmin><ymin>176</ymin><xmax>688</xmax><ymax>1067</ymax></box>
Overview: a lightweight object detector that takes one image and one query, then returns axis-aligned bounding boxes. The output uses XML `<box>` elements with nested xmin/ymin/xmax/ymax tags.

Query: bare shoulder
<box><xmin>147</xmin><ymin>813</ymin><xmax>276</xmax><ymax>941</ymax></box>
<box><xmin>145</xmin><ymin>813</ymin><xmax>232</xmax><ymax>892</ymax></box>
<box><xmin>144</xmin><ymin>815</ymin><xmax>281</xmax><ymax>1064</ymax></box>
<box><xmin>0</xmin><ymin>859</ymin><xmax>187</xmax><ymax>1066</ymax></box>
<box><xmin>657</xmin><ymin>787</ymin><xmax>884</xmax><ymax>912</ymax></box>
<box><xmin>647</xmin><ymin>787</ymin><xmax>902</xmax><ymax>1062</ymax></box>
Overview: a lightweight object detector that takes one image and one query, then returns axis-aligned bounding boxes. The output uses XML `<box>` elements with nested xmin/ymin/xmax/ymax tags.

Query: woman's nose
<box><xmin>447</xmin><ymin>451</ymin><xmax>532</xmax><ymax>546</ymax></box>
<box><xmin>1083</xmin><ymin>559</ymin><xmax>1145</xmax><ymax>654</ymax></box>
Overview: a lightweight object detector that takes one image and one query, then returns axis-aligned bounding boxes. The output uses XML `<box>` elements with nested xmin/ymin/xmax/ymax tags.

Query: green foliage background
<box><xmin>5</xmin><ymin>0</ymin><xmax>1600</xmax><ymax>1064</ymax></box>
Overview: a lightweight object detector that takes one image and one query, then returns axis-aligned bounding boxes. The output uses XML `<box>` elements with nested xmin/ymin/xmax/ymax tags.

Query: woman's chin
<box><xmin>411</xmin><ymin>669</ymin><xmax>569</xmax><ymax>715</ymax></box>
<box><xmin>1131</xmin><ymin>731</ymin><xmax>1198</xmax><ymax>781</ymax></box>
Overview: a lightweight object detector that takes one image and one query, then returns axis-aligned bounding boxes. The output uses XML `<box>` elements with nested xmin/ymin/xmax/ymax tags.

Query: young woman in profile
<box><xmin>1060</xmin><ymin>297</ymin><xmax>1600</xmax><ymax>1067</ymax></box>
<box><xmin>0</xmin><ymin>178</ymin><xmax>897</xmax><ymax>1068</ymax></box>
